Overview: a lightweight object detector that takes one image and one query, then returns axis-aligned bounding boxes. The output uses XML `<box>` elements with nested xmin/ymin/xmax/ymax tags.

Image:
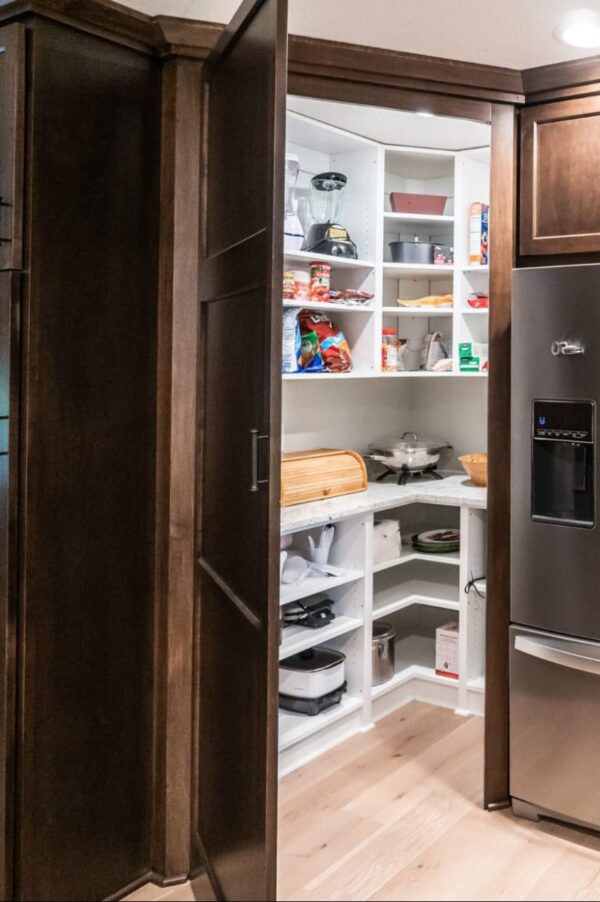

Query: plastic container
<box><xmin>279</xmin><ymin>647</ymin><xmax>345</xmax><ymax>699</ymax></box>
<box><xmin>390</xmin><ymin>192</ymin><xmax>447</xmax><ymax>215</ymax></box>
<box><xmin>372</xmin><ymin>621</ymin><xmax>396</xmax><ymax>686</ymax></box>
<box><xmin>382</xmin><ymin>328</ymin><xmax>398</xmax><ymax>372</ymax></box>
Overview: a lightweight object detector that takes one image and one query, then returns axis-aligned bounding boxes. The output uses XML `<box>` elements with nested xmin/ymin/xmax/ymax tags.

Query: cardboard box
<box><xmin>468</xmin><ymin>202</ymin><xmax>489</xmax><ymax>266</ymax></box>
<box><xmin>436</xmin><ymin>621</ymin><xmax>459</xmax><ymax>680</ymax></box>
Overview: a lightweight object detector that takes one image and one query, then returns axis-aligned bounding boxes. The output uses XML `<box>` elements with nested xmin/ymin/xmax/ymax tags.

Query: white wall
<box><xmin>282</xmin><ymin>377</ymin><xmax>487</xmax><ymax>471</ymax></box>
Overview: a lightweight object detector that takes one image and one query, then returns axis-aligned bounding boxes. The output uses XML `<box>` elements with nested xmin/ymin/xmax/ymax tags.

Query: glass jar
<box><xmin>382</xmin><ymin>328</ymin><xmax>398</xmax><ymax>372</ymax></box>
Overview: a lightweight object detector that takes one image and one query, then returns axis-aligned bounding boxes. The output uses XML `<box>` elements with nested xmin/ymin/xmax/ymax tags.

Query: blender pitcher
<box><xmin>302</xmin><ymin>171</ymin><xmax>358</xmax><ymax>259</ymax></box>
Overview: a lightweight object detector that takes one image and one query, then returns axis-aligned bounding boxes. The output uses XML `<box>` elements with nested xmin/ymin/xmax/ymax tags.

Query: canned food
<box><xmin>283</xmin><ymin>271</ymin><xmax>296</xmax><ymax>300</ymax></box>
<box><xmin>310</xmin><ymin>262</ymin><xmax>331</xmax><ymax>303</ymax></box>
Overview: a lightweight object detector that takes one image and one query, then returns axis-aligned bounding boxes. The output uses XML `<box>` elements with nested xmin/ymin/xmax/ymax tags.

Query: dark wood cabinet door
<box><xmin>194</xmin><ymin>1</ymin><xmax>287</xmax><ymax>900</ymax></box>
<box><xmin>0</xmin><ymin>25</ymin><xmax>24</xmax><ymax>271</ymax></box>
<box><xmin>521</xmin><ymin>96</ymin><xmax>600</xmax><ymax>256</ymax></box>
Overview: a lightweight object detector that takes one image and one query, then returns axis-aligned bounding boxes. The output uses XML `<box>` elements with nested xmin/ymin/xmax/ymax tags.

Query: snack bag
<box><xmin>282</xmin><ymin>308</ymin><xmax>301</xmax><ymax>374</ymax></box>
<box><xmin>299</xmin><ymin>310</ymin><xmax>353</xmax><ymax>373</ymax></box>
<box><xmin>297</xmin><ymin>312</ymin><xmax>326</xmax><ymax>372</ymax></box>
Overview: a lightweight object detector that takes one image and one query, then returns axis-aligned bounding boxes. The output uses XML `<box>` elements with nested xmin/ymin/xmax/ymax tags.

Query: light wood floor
<box><xmin>128</xmin><ymin>701</ymin><xmax>600</xmax><ymax>901</ymax></box>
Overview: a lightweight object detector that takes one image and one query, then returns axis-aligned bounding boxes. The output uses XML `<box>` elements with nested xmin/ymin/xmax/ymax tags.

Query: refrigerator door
<box><xmin>510</xmin><ymin>625</ymin><xmax>600</xmax><ymax>828</ymax></box>
<box><xmin>512</xmin><ymin>264</ymin><xmax>600</xmax><ymax>639</ymax></box>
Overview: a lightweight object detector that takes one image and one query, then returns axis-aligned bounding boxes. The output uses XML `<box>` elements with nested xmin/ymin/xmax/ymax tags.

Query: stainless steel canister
<box><xmin>372</xmin><ymin>621</ymin><xmax>396</xmax><ymax>686</ymax></box>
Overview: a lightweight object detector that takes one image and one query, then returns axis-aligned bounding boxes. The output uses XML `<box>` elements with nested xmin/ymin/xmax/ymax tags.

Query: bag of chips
<box><xmin>299</xmin><ymin>310</ymin><xmax>353</xmax><ymax>373</ymax></box>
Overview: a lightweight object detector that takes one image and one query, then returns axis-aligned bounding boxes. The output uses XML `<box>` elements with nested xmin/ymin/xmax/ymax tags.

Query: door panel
<box><xmin>0</xmin><ymin>24</ymin><xmax>24</xmax><ymax>270</ymax></box>
<box><xmin>512</xmin><ymin>265</ymin><xmax>600</xmax><ymax>640</ymax></box>
<box><xmin>520</xmin><ymin>96</ymin><xmax>600</xmax><ymax>256</ymax></box>
<box><xmin>194</xmin><ymin>1</ymin><xmax>287</xmax><ymax>900</ymax></box>
<box><xmin>0</xmin><ymin>272</ymin><xmax>17</xmax><ymax>902</ymax></box>
<box><xmin>510</xmin><ymin>625</ymin><xmax>600</xmax><ymax>827</ymax></box>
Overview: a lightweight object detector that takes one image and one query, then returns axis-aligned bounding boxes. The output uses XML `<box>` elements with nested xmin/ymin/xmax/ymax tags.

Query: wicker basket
<box><xmin>458</xmin><ymin>453</ymin><xmax>488</xmax><ymax>487</ymax></box>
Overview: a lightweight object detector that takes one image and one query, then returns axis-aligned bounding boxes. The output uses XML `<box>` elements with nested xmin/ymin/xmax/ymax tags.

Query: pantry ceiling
<box><xmin>126</xmin><ymin>0</ymin><xmax>600</xmax><ymax>70</ymax></box>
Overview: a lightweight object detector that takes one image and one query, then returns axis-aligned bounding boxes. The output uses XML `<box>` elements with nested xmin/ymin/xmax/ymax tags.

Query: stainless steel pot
<box><xmin>372</xmin><ymin>621</ymin><xmax>396</xmax><ymax>686</ymax></box>
<box><xmin>366</xmin><ymin>432</ymin><xmax>452</xmax><ymax>473</ymax></box>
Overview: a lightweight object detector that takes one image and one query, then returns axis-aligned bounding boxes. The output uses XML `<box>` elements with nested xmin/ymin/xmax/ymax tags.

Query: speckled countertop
<box><xmin>281</xmin><ymin>474</ymin><xmax>487</xmax><ymax>534</ymax></box>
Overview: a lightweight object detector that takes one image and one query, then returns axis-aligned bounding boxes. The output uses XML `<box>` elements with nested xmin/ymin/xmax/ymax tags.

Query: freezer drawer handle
<box><xmin>515</xmin><ymin>634</ymin><xmax>600</xmax><ymax>676</ymax></box>
<box><xmin>551</xmin><ymin>341</ymin><xmax>584</xmax><ymax>357</ymax></box>
<box><xmin>250</xmin><ymin>428</ymin><xmax>269</xmax><ymax>493</ymax></box>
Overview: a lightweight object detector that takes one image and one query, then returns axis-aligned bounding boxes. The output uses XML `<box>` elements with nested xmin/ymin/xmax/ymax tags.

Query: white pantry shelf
<box><xmin>461</xmin><ymin>307</ymin><xmax>489</xmax><ymax>316</ymax></box>
<box><xmin>284</xmin><ymin>249</ymin><xmax>375</xmax><ymax>271</ymax></box>
<box><xmin>468</xmin><ymin>675</ymin><xmax>485</xmax><ymax>693</ymax></box>
<box><xmin>373</xmin><ymin>592</ymin><xmax>461</xmax><ymax>621</ymax></box>
<box><xmin>372</xmin><ymin>665</ymin><xmax>458</xmax><ymax>700</ymax></box>
<box><xmin>382</xmin><ymin>306</ymin><xmax>453</xmax><ymax>318</ymax></box>
<box><xmin>279</xmin><ymin>695</ymin><xmax>363</xmax><ymax>752</ymax></box>
<box><xmin>279</xmin><ymin>568</ymin><xmax>364</xmax><ymax>606</ymax></box>
<box><xmin>279</xmin><ymin>615</ymin><xmax>363</xmax><ymax>661</ymax></box>
<box><xmin>373</xmin><ymin>550</ymin><xmax>460</xmax><ymax>572</ymax></box>
<box><xmin>283</xmin><ymin>299</ymin><xmax>374</xmax><ymax>314</ymax></box>
<box><xmin>463</xmin><ymin>264</ymin><xmax>489</xmax><ymax>273</ymax></box>
<box><xmin>383</xmin><ymin>262</ymin><xmax>454</xmax><ymax>281</ymax></box>
<box><xmin>282</xmin><ymin>370</ymin><xmax>375</xmax><ymax>382</ymax></box>
<box><xmin>384</xmin><ymin>212</ymin><xmax>454</xmax><ymax>226</ymax></box>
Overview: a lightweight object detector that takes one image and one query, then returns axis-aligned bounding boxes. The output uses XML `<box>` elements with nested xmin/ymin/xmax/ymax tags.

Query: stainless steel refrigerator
<box><xmin>511</xmin><ymin>263</ymin><xmax>600</xmax><ymax>830</ymax></box>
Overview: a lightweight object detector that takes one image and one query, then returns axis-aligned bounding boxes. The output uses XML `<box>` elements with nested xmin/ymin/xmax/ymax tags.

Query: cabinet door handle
<box><xmin>515</xmin><ymin>634</ymin><xmax>600</xmax><ymax>676</ymax></box>
<box><xmin>250</xmin><ymin>429</ymin><xmax>269</xmax><ymax>493</ymax></box>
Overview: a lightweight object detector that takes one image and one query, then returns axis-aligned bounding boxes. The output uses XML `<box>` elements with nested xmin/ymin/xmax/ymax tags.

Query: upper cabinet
<box><xmin>520</xmin><ymin>96</ymin><xmax>600</xmax><ymax>256</ymax></box>
<box><xmin>0</xmin><ymin>25</ymin><xmax>24</xmax><ymax>270</ymax></box>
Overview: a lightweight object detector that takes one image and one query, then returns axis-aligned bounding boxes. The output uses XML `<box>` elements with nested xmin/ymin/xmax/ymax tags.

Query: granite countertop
<box><xmin>281</xmin><ymin>474</ymin><xmax>487</xmax><ymax>534</ymax></box>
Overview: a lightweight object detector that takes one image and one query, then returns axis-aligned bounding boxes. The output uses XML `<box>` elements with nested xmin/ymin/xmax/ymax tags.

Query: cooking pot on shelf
<box><xmin>366</xmin><ymin>432</ymin><xmax>453</xmax><ymax>473</ymax></box>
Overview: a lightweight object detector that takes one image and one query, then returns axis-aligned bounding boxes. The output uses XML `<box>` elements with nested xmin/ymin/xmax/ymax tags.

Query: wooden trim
<box><xmin>152</xmin><ymin>55</ymin><xmax>201</xmax><ymax>883</ymax></box>
<box><xmin>0</xmin><ymin>1</ymin><xmax>525</xmax><ymax>105</ymax></box>
<box><xmin>523</xmin><ymin>54</ymin><xmax>600</xmax><ymax>103</ymax></box>
<box><xmin>484</xmin><ymin>103</ymin><xmax>517</xmax><ymax>809</ymax></box>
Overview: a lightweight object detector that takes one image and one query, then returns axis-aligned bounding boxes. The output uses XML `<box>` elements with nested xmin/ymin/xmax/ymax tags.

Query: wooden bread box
<box><xmin>281</xmin><ymin>449</ymin><xmax>368</xmax><ymax>507</ymax></box>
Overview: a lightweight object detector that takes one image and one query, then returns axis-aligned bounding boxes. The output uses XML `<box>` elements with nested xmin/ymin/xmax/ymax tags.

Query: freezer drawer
<box><xmin>510</xmin><ymin>625</ymin><xmax>600</xmax><ymax>829</ymax></box>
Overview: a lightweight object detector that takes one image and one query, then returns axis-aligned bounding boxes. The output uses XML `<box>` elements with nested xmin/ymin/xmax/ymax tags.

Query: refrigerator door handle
<box><xmin>515</xmin><ymin>634</ymin><xmax>600</xmax><ymax>676</ymax></box>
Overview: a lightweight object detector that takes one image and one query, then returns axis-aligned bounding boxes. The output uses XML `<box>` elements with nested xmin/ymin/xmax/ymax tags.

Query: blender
<box><xmin>283</xmin><ymin>153</ymin><xmax>305</xmax><ymax>251</ymax></box>
<box><xmin>302</xmin><ymin>171</ymin><xmax>358</xmax><ymax>259</ymax></box>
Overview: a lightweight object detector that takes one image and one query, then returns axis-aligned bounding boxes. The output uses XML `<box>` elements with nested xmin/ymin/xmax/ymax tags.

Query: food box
<box><xmin>435</xmin><ymin>621</ymin><xmax>459</xmax><ymax>680</ymax></box>
<box><xmin>281</xmin><ymin>449</ymin><xmax>368</xmax><ymax>507</ymax></box>
<box><xmin>459</xmin><ymin>342</ymin><xmax>489</xmax><ymax>372</ymax></box>
<box><xmin>468</xmin><ymin>202</ymin><xmax>489</xmax><ymax>266</ymax></box>
<box><xmin>459</xmin><ymin>357</ymin><xmax>481</xmax><ymax>372</ymax></box>
<box><xmin>433</xmin><ymin>244</ymin><xmax>454</xmax><ymax>265</ymax></box>
<box><xmin>390</xmin><ymin>192</ymin><xmax>447</xmax><ymax>215</ymax></box>
<box><xmin>373</xmin><ymin>519</ymin><xmax>402</xmax><ymax>565</ymax></box>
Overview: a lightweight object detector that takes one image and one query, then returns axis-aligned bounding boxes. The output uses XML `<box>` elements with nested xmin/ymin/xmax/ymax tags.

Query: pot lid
<box><xmin>369</xmin><ymin>434</ymin><xmax>452</xmax><ymax>453</ymax></box>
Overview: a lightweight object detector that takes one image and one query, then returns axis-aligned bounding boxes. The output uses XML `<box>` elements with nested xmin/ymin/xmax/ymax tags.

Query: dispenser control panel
<box><xmin>533</xmin><ymin>400</ymin><xmax>594</xmax><ymax>443</ymax></box>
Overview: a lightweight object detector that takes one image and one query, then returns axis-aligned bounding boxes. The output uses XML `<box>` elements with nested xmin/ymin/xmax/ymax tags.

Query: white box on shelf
<box><xmin>373</xmin><ymin>519</ymin><xmax>402</xmax><ymax>565</ymax></box>
<box><xmin>435</xmin><ymin>621</ymin><xmax>459</xmax><ymax>680</ymax></box>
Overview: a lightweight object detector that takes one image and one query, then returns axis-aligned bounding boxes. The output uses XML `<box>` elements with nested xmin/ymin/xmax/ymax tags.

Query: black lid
<box><xmin>311</xmin><ymin>172</ymin><xmax>347</xmax><ymax>191</ymax></box>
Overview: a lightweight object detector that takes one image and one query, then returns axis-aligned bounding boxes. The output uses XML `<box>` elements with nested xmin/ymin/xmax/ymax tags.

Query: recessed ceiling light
<box><xmin>417</xmin><ymin>111</ymin><xmax>434</xmax><ymax>118</ymax></box>
<box><xmin>554</xmin><ymin>10</ymin><xmax>600</xmax><ymax>48</ymax></box>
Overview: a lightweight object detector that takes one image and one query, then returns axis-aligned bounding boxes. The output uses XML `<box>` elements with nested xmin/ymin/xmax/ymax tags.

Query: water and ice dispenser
<box><xmin>531</xmin><ymin>400</ymin><xmax>595</xmax><ymax>529</ymax></box>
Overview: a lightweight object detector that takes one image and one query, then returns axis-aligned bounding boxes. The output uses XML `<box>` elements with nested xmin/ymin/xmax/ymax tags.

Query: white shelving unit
<box><xmin>278</xmin><ymin>100</ymin><xmax>489</xmax><ymax>777</ymax></box>
<box><xmin>283</xmin><ymin>108</ymin><xmax>490</xmax><ymax>382</ymax></box>
<box><xmin>278</xmin><ymin>498</ymin><xmax>487</xmax><ymax>776</ymax></box>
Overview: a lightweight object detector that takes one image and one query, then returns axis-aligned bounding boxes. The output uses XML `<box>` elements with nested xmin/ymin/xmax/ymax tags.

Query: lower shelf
<box><xmin>372</xmin><ymin>664</ymin><xmax>458</xmax><ymax>700</ymax></box>
<box><xmin>468</xmin><ymin>675</ymin><xmax>485</xmax><ymax>693</ymax></box>
<box><xmin>279</xmin><ymin>615</ymin><xmax>362</xmax><ymax>660</ymax></box>
<box><xmin>279</xmin><ymin>694</ymin><xmax>363</xmax><ymax>752</ymax></box>
<box><xmin>373</xmin><ymin>593</ymin><xmax>460</xmax><ymax>620</ymax></box>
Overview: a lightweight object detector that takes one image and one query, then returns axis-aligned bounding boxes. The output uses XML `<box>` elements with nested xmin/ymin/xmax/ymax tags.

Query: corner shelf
<box><xmin>280</xmin><ymin>568</ymin><xmax>364</xmax><ymax>606</ymax></box>
<box><xmin>374</xmin><ymin>550</ymin><xmax>460</xmax><ymax>572</ymax></box>
<box><xmin>283</xmin><ymin>299</ymin><xmax>375</xmax><ymax>314</ymax></box>
<box><xmin>279</xmin><ymin>615</ymin><xmax>362</xmax><ymax>661</ymax></box>
<box><xmin>284</xmin><ymin>249</ymin><xmax>375</xmax><ymax>271</ymax></box>
<box><xmin>382</xmin><ymin>305</ymin><xmax>453</xmax><ymax>318</ymax></box>
<box><xmin>462</xmin><ymin>264</ymin><xmax>489</xmax><ymax>273</ymax></box>
<box><xmin>383</xmin><ymin>262</ymin><xmax>454</xmax><ymax>280</ymax></box>
<box><xmin>373</xmin><ymin>593</ymin><xmax>461</xmax><ymax>621</ymax></box>
<box><xmin>384</xmin><ymin>212</ymin><xmax>454</xmax><ymax>226</ymax></box>
<box><xmin>279</xmin><ymin>695</ymin><xmax>363</xmax><ymax>752</ymax></box>
<box><xmin>372</xmin><ymin>665</ymin><xmax>458</xmax><ymax>700</ymax></box>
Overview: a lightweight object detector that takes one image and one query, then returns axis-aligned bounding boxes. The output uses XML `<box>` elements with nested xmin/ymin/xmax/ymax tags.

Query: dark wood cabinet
<box><xmin>520</xmin><ymin>96</ymin><xmax>600</xmax><ymax>256</ymax></box>
<box><xmin>0</xmin><ymin>25</ymin><xmax>24</xmax><ymax>270</ymax></box>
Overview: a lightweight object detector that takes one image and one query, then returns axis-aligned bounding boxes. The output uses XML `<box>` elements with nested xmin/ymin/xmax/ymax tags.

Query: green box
<box><xmin>459</xmin><ymin>356</ymin><xmax>480</xmax><ymax>372</ymax></box>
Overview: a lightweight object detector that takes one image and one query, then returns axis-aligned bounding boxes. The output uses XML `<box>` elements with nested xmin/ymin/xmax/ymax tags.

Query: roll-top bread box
<box><xmin>281</xmin><ymin>449</ymin><xmax>368</xmax><ymax>507</ymax></box>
